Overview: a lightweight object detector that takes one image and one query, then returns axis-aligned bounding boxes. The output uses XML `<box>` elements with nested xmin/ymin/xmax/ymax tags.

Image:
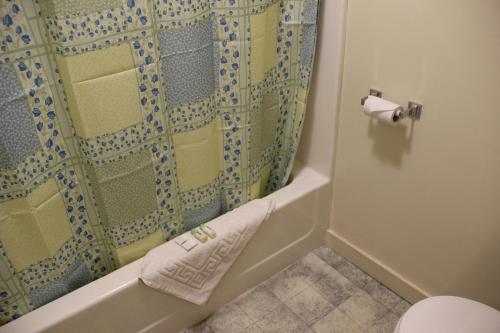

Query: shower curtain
<box><xmin>0</xmin><ymin>0</ymin><xmax>319</xmax><ymax>323</ymax></box>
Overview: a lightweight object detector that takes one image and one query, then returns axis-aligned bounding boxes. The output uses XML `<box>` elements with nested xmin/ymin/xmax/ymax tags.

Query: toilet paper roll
<box><xmin>363</xmin><ymin>95</ymin><xmax>403</xmax><ymax>125</ymax></box>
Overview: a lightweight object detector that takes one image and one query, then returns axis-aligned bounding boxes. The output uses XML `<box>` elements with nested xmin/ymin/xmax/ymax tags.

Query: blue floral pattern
<box><xmin>0</xmin><ymin>0</ymin><xmax>319</xmax><ymax>323</ymax></box>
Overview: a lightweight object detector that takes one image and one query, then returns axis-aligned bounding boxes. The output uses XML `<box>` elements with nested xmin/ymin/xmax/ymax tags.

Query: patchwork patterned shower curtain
<box><xmin>0</xmin><ymin>0</ymin><xmax>318</xmax><ymax>323</ymax></box>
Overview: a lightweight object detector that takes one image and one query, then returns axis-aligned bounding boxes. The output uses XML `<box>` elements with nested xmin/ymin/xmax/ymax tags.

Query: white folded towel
<box><xmin>139</xmin><ymin>199</ymin><xmax>275</xmax><ymax>305</ymax></box>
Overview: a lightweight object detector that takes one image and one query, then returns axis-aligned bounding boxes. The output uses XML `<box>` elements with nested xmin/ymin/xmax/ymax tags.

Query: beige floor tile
<box><xmin>240</xmin><ymin>324</ymin><xmax>264</xmax><ymax>333</ymax></box>
<box><xmin>337</xmin><ymin>290</ymin><xmax>388</xmax><ymax>329</ymax></box>
<box><xmin>366</xmin><ymin>312</ymin><xmax>400</xmax><ymax>333</ymax></box>
<box><xmin>363</xmin><ymin>279</ymin><xmax>403</xmax><ymax>309</ymax></box>
<box><xmin>206</xmin><ymin>303</ymin><xmax>253</xmax><ymax>333</ymax></box>
<box><xmin>312</xmin><ymin>308</ymin><xmax>364</xmax><ymax>333</ymax></box>
<box><xmin>264</xmin><ymin>264</ymin><xmax>313</xmax><ymax>301</ymax></box>
<box><xmin>265</xmin><ymin>253</ymin><xmax>347</xmax><ymax>303</ymax></box>
<box><xmin>308</xmin><ymin>263</ymin><xmax>359</xmax><ymax>307</ymax></box>
<box><xmin>235</xmin><ymin>285</ymin><xmax>283</xmax><ymax>321</ymax></box>
<box><xmin>294</xmin><ymin>253</ymin><xmax>339</xmax><ymax>284</ymax></box>
<box><xmin>335</xmin><ymin>260</ymin><xmax>375</xmax><ymax>289</ymax></box>
<box><xmin>184</xmin><ymin>248</ymin><xmax>409</xmax><ymax>333</ymax></box>
<box><xmin>257</xmin><ymin>303</ymin><xmax>310</xmax><ymax>333</ymax></box>
<box><xmin>313</xmin><ymin>246</ymin><xmax>345</xmax><ymax>269</ymax></box>
<box><xmin>284</xmin><ymin>285</ymin><xmax>335</xmax><ymax>325</ymax></box>
<box><xmin>392</xmin><ymin>299</ymin><xmax>411</xmax><ymax>317</ymax></box>
<box><xmin>178</xmin><ymin>321</ymin><xmax>213</xmax><ymax>333</ymax></box>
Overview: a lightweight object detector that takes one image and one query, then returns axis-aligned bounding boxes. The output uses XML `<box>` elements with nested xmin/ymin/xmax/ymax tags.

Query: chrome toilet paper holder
<box><xmin>361</xmin><ymin>89</ymin><xmax>423</xmax><ymax>121</ymax></box>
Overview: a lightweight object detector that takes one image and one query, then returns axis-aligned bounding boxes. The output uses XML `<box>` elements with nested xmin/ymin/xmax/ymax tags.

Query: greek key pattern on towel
<box><xmin>162</xmin><ymin>226</ymin><xmax>247</xmax><ymax>290</ymax></box>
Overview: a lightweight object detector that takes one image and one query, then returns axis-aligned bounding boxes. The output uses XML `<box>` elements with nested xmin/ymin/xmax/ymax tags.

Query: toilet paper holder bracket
<box><xmin>360</xmin><ymin>89</ymin><xmax>382</xmax><ymax>105</ymax></box>
<box><xmin>361</xmin><ymin>89</ymin><xmax>423</xmax><ymax>121</ymax></box>
<box><xmin>397</xmin><ymin>101</ymin><xmax>422</xmax><ymax>121</ymax></box>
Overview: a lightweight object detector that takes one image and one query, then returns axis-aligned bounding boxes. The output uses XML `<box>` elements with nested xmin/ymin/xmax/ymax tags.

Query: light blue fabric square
<box><xmin>183</xmin><ymin>194</ymin><xmax>223</xmax><ymax>230</ymax></box>
<box><xmin>29</xmin><ymin>281</ymin><xmax>67</xmax><ymax>309</ymax></box>
<box><xmin>300</xmin><ymin>1</ymin><xmax>319</xmax><ymax>66</ymax></box>
<box><xmin>303</xmin><ymin>0</ymin><xmax>319</xmax><ymax>23</ymax></box>
<box><xmin>29</xmin><ymin>261</ymin><xmax>92</xmax><ymax>308</ymax></box>
<box><xmin>0</xmin><ymin>65</ymin><xmax>25</xmax><ymax>106</ymax></box>
<box><xmin>65</xmin><ymin>261</ymin><xmax>93</xmax><ymax>291</ymax></box>
<box><xmin>158</xmin><ymin>19</ymin><xmax>218</xmax><ymax>107</ymax></box>
<box><xmin>0</xmin><ymin>65</ymin><xmax>41</xmax><ymax>169</ymax></box>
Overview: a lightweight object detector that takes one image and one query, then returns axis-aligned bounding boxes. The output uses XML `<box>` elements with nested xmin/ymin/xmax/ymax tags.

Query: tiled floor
<box><xmin>179</xmin><ymin>246</ymin><xmax>411</xmax><ymax>333</ymax></box>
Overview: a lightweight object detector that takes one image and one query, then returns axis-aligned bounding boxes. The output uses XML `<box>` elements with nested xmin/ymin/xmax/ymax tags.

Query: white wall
<box><xmin>329</xmin><ymin>0</ymin><xmax>500</xmax><ymax>309</ymax></box>
<box><xmin>296</xmin><ymin>0</ymin><xmax>346</xmax><ymax>178</ymax></box>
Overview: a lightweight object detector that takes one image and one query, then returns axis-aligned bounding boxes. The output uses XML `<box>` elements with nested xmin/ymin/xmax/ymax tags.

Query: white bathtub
<box><xmin>0</xmin><ymin>1</ymin><xmax>346</xmax><ymax>331</ymax></box>
<box><xmin>2</xmin><ymin>163</ymin><xmax>330</xmax><ymax>333</ymax></box>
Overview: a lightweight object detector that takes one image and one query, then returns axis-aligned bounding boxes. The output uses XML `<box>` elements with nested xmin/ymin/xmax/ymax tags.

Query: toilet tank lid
<box><xmin>398</xmin><ymin>296</ymin><xmax>500</xmax><ymax>333</ymax></box>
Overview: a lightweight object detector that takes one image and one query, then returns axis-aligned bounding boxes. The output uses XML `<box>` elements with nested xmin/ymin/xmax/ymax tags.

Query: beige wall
<box><xmin>331</xmin><ymin>0</ymin><xmax>500</xmax><ymax>309</ymax></box>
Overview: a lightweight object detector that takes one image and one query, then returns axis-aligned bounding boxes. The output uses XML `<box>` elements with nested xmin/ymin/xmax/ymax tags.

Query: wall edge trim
<box><xmin>325</xmin><ymin>228</ymin><xmax>431</xmax><ymax>304</ymax></box>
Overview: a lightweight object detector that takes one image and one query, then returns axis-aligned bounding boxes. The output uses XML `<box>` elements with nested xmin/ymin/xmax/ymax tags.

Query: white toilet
<box><xmin>394</xmin><ymin>296</ymin><xmax>500</xmax><ymax>333</ymax></box>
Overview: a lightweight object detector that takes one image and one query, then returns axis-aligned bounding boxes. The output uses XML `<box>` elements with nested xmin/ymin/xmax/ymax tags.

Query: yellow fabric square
<box><xmin>250</xmin><ymin>163</ymin><xmax>271</xmax><ymax>199</ymax></box>
<box><xmin>56</xmin><ymin>44</ymin><xmax>142</xmax><ymax>139</ymax></box>
<box><xmin>27</xmin><ymin>179</ymin><xmax>73</xmax><ymax>256</ymax></box>
<box><xmin>0</xmin><ymin>197</ymin><xmax>30</xmax><ymax>221</ymax></box>
<box><xmin>0</xmin><ymin>179</ymin><xmax>73</xmax><ymax>271</ymax></box>
<box><xmin>0</xmin><ymin>205</ymin><xmax>50</xmax><ymax>271</ymax></box>
<box><xmin>250</xmin><ymin>3</ymin><xmax>279</xmax><ymax>83</ymax></box>
<box><xmin>70</xmin><ymin>69</ymin><xmax>142</xmax><ymax>138</ymax></box>
<box><xmin>34</xmin><ymin>194</ymin><xmax>73</xmax><ymax>256</ymax></box>
<box><xmin>173</xmin><ymin>118</ymin><xmax>223</xmax><ymax>192</ymax></box>
<box><xmin>297</xmin><ymin>87</ymin><xmax>307</xmax><ymax>103</ymax></box>
<box><xmin>57</xmin><ymin>43</ymin><xmax>135</xmax><ymax>83</ymax></box>
<box><xmin>113</xmin><ymin>229</ymin><xmax>164</xmax><ymax>267</ymax></box>
<box><xmin>25</xmin><ymin>177</ymin><xmax>60</xmax><ymax>208</ymax></box>
<box><xmin>294</xmin><ymin>88</ymin><xmax>307</xmax><ymax>134</ymax></box>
